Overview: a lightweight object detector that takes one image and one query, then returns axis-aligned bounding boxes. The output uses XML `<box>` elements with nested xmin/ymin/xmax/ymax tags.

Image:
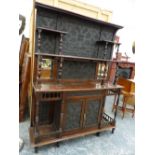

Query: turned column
<box><xmin>58</xmin><ymin>33</ymin><xmax>64</xmax><ymax>81</ymax></box>
<box><xmin>104</xmin><ymin>42</ymin><xmax>108</xmax><ymax>58</ymax></box>
<box><xmin>34</xmin><ymin>93</ymin><xmax>40</xmax><ymax>143</ymax></box>
<box><xmin>37</xmin><ymin>28</ymin><xmax>42</xmax><ymax>84</ymax></box>
<box><xmin>34</xmin><ymin>28</ymin><xmax>42</xmax><ymax>144</ymax></box>
<box><xmin>101</xmin><ymin>62</ymin><xmax>108</xmax><ymax>85</ymax></box>
<box><xmin>114</xmin><ymin>62</ymin><xmax>119</xmax><ymax>85</ymax></box>
<box><xmin>112</xmin><ymin>88</ymin><xmax>121</xmax><ymax>133</ymax></box>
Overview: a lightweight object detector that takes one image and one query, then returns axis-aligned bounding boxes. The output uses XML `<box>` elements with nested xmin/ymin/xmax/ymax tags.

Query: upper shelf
<box><xmin>96</xmin><ymin>39</ymin><xmax>121</xmax><ymax>45</ymax></box>
<box><xmin>35</xmin><ymin>2</ymin><xmax>123</xmax><ymax>30</ymax></box>
<box><xmin>35</xmin><ymin>52</ymin><xmax>128</xmax><ymax>63</ymax></box>
<box><xmin>36</xmin><ymin>26</ymin><xmax>68</xmax><ymax>35</ymax></box>
<box><xmin>35</xmin><ymin>52</ymin><xmax>110</xmax><ymax>62</ymax></box>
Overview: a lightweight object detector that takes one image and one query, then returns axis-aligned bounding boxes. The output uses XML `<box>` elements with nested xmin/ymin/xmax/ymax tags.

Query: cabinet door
<box><xmin>63</xmin><ymin>99</ymin><xmax>84</xmax><ymax>132</ymax></box>
<box><xmin>84</xmin><ymin>97</ymin><xmax>102</xmax><ymax>128</ymax></box>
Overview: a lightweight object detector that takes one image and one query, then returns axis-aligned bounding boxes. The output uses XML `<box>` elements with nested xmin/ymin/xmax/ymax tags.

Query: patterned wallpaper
<box><xmin>35</xmin><ymin>7</ymin><xmax>117</xmax><ymax>80</ymax></box>
<box><xmin>62</xmin><ymin>61</ymin><xmax>96</xmax><ymax>79</ymax></box>
<box><xmin>64</xmin><ymin>101</ymin><xmax>82</xmax><ymax>131</ymax></box>
<box><xmin>85</xmin><ymin>100</ymin><xmax>100</xmax><ymax>127</ymax></box>
<box><xmin>36</xmin><ymin>7</ymin><xmax>116</xmax><ymax>59</ymax></box>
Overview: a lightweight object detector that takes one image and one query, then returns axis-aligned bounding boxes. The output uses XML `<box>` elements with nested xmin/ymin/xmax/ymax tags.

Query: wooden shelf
<box><xmin>35</xmin><ymin>2</ymin><xmax>123</xmax><ymax>30</ymax></box>
<box><xmin>35</xmin><ymin>53</ymin><xmax>133</xmax><ymax>64</ymax></box>
<box><xmin>37</xmin><ymin>26</ymin><xmax>68</xmax><ymax>34</ymax></box>
<box><xmin>29</xmin><ymin>122</ymin><xmax>115</xmax><ymax>147</ymax></box>
<box><xmin>33</xmin><ymin>81</ymin><xmax>123</xmax><ymax>93</ymax></box>
<box><xmin>35</xmin><ymin>52</ymin><xmax>112</xmax><ymax>62</ymax></box>
<box><xmin>30</xmin><ymin>124</ymin><xmax>60</xmax><ymax>140</ymax></box>
<box><xmin>96</xmin><ymin>39</ymin><xmax>121</xmax><ymax>45</ymax></box>
<box><xmin>35</xmin><ymin>53</ymin><xmax>130</xmax><ymax>64</ymax></box>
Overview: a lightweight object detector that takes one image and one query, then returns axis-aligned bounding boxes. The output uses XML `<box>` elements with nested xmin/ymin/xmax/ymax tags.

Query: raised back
<box><xmin>34</xmin><ymin>2</ymin><xmax>123</xmax><ymax>81</ymax></box>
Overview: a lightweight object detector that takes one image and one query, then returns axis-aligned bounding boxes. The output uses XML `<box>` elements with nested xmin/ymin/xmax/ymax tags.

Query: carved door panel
<box><xmin>83</xmin><ymin>97</ymin><xmax>102</xmax><ymax>128</ymax></box>
<box><xmin>63</xmin><ymin>98</ymin><xmax>85</xmax><ymax>132</ymax></box>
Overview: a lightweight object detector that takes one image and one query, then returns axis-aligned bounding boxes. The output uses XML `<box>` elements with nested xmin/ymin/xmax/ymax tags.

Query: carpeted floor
<box><xmin>19</xmin><ymin>96</ymin><xmax>135</xmax><ymax>155</ymax></box>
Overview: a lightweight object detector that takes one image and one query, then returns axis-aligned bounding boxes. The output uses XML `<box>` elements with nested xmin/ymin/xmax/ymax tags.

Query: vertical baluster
<box><xmin>34</xmin><ymin>29</ymin><xmax>42</xmax><ymax>143</ymax></box>
<box><xmin>114</xmin><ymin>62</ymin><xmax>119</xmax><ymax>85</ymax></box>
<box><xmin>112</xmin><ymin>88</ymin><xmax>121</xmax><ymax>133</ymax></box>
<box><xmin>37</xmin><ymin>29</ymin><xmax>42</xmax><ymax>84</ymax></box>
<box><xmin>107</xmin><ymin>61</ymin><xmax>112</xmax><ymax>83</ymax></box>
<box><xmin>116</xmin><ymin>44</ymin><xmax>120</xmax><ymax>53</ymax></box>
<box><xmin>101</xmin><ymin>62</ymin><xmax>108</xmax><ymax>85</ymax></box>
<box><xmin>101</xmin><ymin>63</ymin><xmax>104</xmax><ymax>85</ymax></box>
<box><xmin>58</xmin><ymin>33</ymin><xmax>64</xmax><ymax>81</ymax></box>
<box><xmin>101</xmin><ymin>41</ymin><xmax>108</xmax><ymax>85</ymax></box>
<box><xmin>103</xmin><ymin>42</ymin><xmax>108</xmax><ymax>59</ymax></box>
<box><xmin>99</xmin><ymin>63</ymin><xmax>102</xmax><ymax>80</ymax></box>
<box><xmin>59</xmin><ymin>33</ymin><xmax>63</xmax><ymax>55</ymax></box>
<box><xmin>35</xmin><ymin>93</ymin><xmax>40</xmax><ymax>143</ymax></box>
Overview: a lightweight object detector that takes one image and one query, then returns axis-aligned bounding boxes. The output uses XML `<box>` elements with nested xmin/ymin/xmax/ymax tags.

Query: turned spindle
<box><xmin>114</xmin><ymin>62</ymin><xmax>119</xmax><ymax>85</ymax></box>
<box><xmin>37</xmin><ymin>29</ymin><xmax>42</xmax><ymax>84</ymax></box>
<box><xmin>35</xmin><ymin>93</ymin><xmax>40</xmax><ymax>143</ymax></box>
<box><xmin>103</xmin><ymin>42</ymin><xmax>108</xmax><ymax>59</ymax></box>
<box><xmin>101</xmin><ymin>62</ymin><xmax>108</xmax><ymax>85</ymax></box>
<box><xmin>58</xmin><ymin>33</ymin><xmax>64</xmax><ymax>81</ymax></box>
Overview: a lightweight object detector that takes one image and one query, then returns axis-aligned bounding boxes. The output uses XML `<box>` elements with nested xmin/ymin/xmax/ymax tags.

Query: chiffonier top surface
<box><xmin>33</xmin><ymin>82</ymin><xmax>123</xmax><ymax>93</ymax></box>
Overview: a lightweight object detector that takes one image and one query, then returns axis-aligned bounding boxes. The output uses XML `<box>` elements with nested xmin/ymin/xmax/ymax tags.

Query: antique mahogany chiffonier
<box><xmin>29</xmin><ymin>2</ymin><xmax>123</xmax><ymax>152</ymax></box>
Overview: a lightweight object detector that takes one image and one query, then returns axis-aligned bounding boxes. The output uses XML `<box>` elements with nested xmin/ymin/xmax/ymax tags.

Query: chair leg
<box><xmin>112</xmin><ymin>128</ymin><xmax>115</xmax><ymax>134</ymax></box>
<box><xmin>34</xmin><ymin>147</ymin><xmax>38</xmax><ymax>153</ymax></box>
<box><xmin>112</xmin><ymin>95</ymin><xmax>117</xmax><ymax>112</ymax></box>
<box><xmin>122</xmin><ymin>108</ymin><xmax>125</xmax><ymax>119</ymax></box>
<box><xmin>96</xmin><ymin>132</ymin><xmax>100</xmax><ymax>137</ymax></box>
<box><xmin>132</xmin><ymin>105</ymin><xmax>135</xmax><ymax>118</ymax></box>
<box><xmin>122</xmin><ymin>99</ymin><xmax>126</xmax><ymax>119</ymax></box>
<box><xmin>56</xmin><ymin>142</ymin><xmax>60</xmax><ymax>147</ymax></box>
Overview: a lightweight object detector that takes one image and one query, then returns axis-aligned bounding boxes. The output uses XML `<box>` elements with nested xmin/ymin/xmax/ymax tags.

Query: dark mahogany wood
<box><xmin>29</xmin><ymin>2</ymin><xmax>124</xmax><ymax>152</ymax></box>
<box><xmin>96</xmin><ymin>40</ymin><xmax>121</xmax><ymax>45</ymax></box>
<box><xmin>58</xmin><ymin>33</ymin><xmax>64</xmax><ymax>81</ymax></box>
<box><xmin>109</xmin><ymin>60</ymin><xmax>135</xmax><ymax>84</ymax></box>
<box><xmin>35</xmin><ymin>52</ymin><xmax>131</xmax><ymax>63</ymax></box>
<box><xmin>19</xmin><ymin>53</ymin><xmax>31</xmax><ymax>122</ymax></box>
<box><xmin>37</xmin><ymin>26</ymin><xmax>68</xmax><ymax>34</ymax></box>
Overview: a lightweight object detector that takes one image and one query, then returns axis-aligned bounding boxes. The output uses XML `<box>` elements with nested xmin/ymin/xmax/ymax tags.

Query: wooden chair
<box><xmin>19</xmin><ymin>35</ymin><xmax>30</xmax><ymax>122</ymax></box>
<box><xmin>19</xmin><ymin>53</ymin><xmax>31</xmax><ymax>122</ymax></box>
<box><xmin>19</xmin><ymin>35</ymin><xmax>29</xmax><ymax>74</ymax></box>
<box><xmin>112</xmin><ymin>77</ymin><xmax>135</xmax><ymax>119</ymax></box>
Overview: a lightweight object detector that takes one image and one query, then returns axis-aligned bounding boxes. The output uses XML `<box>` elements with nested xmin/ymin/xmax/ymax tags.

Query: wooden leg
<box><xmin>122</xmin><ymin>98</ymin><xmax>126</xmax><ymax>119</ymax></box>
<box><xmin>113</xmin><ymin>90</ymin><xmax>120</xmax><ymax>122</ymax></box>
<box><xmin>56</xmin><ymin>142</ymin><xmax>60</xmax><ymax>147</ymax></box>
<box><xmin>96</xmin><ymin>132</ymin><xmax>100</xmax><ymax>137</ymax></box>
<box><xmin>34</xmin><ymin>147</ymin><xmax>38</xmax><ymax>153</ymax></box>
<box><xmin>122</xmin><ymin>106</ymin><xmax>125</xmax><ymax>119</ymax></box>
<box><xmin>112</xmin><ymin>95</ymin><xmax>117</xmax><ymax>112</ymax></box>
<box><xmin>19</xmin><ymin>110</ymin><xmax>24</xmax><ymax>122</ymax></box>
<box><xmin>132</xmin><ymin>106</ymin><xmax>135</xmax><ymax>118</ymax></box>
<box><xmin>112</xmin><ymin>128</ymin><xmax>115</xmax><ymax>134</ymax></box>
